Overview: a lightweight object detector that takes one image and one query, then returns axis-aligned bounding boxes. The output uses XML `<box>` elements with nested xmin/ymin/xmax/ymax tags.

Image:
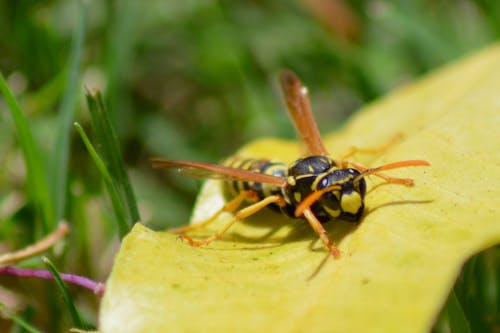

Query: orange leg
<box><xmin>338</xmin><ymin>133</ymin><xmax>402</xmax><ymax>168</ymax></box>
<box><xmin>169</xmin><ymin>190</ymin><xmax>259</xmax><ymax>234</ymax></box>
<box><xmin>178</xmin><ymin>194</ymin><xmax>285</xmax><ymax>247</ymax></box>
<box><xmin>303</xmin><ymin>208</ymin><xmax>340</xmax><ymax>259</ymax></box>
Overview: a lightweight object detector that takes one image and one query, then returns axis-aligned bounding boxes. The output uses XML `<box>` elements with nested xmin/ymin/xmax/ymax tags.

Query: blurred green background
<box><xmin>0</xmin><ymin>0</ymin><xmax>499</xmax><ymax>332</ymax></box>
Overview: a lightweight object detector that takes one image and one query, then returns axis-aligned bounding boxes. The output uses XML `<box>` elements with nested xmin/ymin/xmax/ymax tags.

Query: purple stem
<box><xmin>0</xmin><ymin>266</ymin><xmax>105</xmax><ymax>297</ymax></box>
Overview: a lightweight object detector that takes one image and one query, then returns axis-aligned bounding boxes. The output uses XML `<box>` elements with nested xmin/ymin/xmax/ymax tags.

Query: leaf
<box><xmin>100</xmin><ymin>44</ymin><xmax>500</xmax><ymax>333</ymax></box>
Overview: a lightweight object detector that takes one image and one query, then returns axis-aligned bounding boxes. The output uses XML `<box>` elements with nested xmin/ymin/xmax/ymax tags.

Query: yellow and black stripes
<box><xmin>223</xmin><ymin>155</ymin><xmax>367</xmax><ymax>223</ymax></box>
<box><xmin>223</xmin><ymin>157</ymin><xmax>288</xmax><ymax>201</ymax></box>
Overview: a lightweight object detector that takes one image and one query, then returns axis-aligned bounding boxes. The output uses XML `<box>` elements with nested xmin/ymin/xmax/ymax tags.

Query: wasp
<box><xmin>151</xmin><ymin>70</ymin><xmax>429</xmax><ymax>259</ymax></box>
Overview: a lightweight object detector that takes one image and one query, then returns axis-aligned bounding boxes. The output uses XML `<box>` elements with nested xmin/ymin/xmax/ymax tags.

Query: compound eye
<box><xmin>357</xmin><ymin>177</ymin><xmax>366</xmax><ymax>196</ymax></box>
<box><xmin>346</xmin><ymin>168</ymin><xmax>366</xmax><ymax>196</ymax></box>
<box><xmin>347</xmin><ymin>168</ymin><xmax>361</xmax><ymax>177</ymax></box>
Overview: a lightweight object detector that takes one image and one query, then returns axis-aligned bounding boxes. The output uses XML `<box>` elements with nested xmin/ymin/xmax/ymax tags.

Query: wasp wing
<box><xmin>151</xmin><ymin>158</ymin><xmax>287</xmax><ymax>186</ymax></box>
<box><xmin>279</xmin><ymin>69</ymin><xmax>329</xmax><ymax>156</ymax></box>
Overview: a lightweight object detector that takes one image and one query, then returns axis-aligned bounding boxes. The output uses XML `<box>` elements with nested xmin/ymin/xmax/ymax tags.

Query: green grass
<box><xmin>0</xmin><ymin>71</ymin><xmax>53</xmax><ymax>232</ymax></box>
<box><xmin>0</xmin><ymin>303</ymin><xmax>41</xmax><ymax>333</ymax></box>
<box><xmin>50</xmin><ymin>0</ymin><xmax>87</xmax><ymax>224</ymax></box>
<box><xmin>42</xmin><ymin>257</ymin><xmax>84</xmax><ymax>329</ymax></box>
<box><xmin>0</xmin><ymin>0</ymin><xmax>499</xmax><ymax>331</ymax></box>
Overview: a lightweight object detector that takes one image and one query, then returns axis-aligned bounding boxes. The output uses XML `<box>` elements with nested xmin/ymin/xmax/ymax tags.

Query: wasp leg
<box><xmin>338</xmin><ymin>133</ymin><xmax>402</xmax><ymax>167</ymax></box>
<box><xmin>168</xmin><ymin>190</ymin><xmax>259</xmax><ymax>234</ymax></box>
<box><xmin>302</xmin><ymin>208</ymin><xmax>341</xmax><ymax>259</ymax></box>
<box><xmin>179</xmin><ymin>194</ymin><xmax>285</xmax><ymax>247</ymax></box>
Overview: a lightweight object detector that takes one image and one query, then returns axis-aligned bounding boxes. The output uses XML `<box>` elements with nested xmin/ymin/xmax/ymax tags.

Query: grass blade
<box><xmin>42</xmin><ymin>257</ymin><xmax>84</xmax><ymax>329</ymax></box>
<box><xmin>445</xmin><ymin>290</ymin><xmax>472</xmax><ymax>333</ymax></box>
<box><xmin>0</xmin><ymin>303</ymin><xmax>42</xmax><ymax>333</ymax></box>
<box><xmin>105</xmin><ymin>0</ymin><xmax>135</xmax><ymax>127</ymax></box>
<box><xmin>51</xmin><ymin>0</ymin><xmax>87</xmax><ymax>222</ymax></box>
<box><xmin>0</xmin><ymin>72</ymin><xmax>53</xmax><ymax>231</ymax></box>
<box><xmin>74</xmin><ymin>122</ymin><xmax>129</xmax><ymax>237</ymax></box>
<box><xmin>85</xmin><ymin>91</ymin><xmax>140</xmax><ymax>225</ymax></box>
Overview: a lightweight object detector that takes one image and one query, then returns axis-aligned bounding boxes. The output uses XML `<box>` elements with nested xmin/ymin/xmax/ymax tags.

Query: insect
<box><xmin>151</xmin><ymin>70</ymin><xmax>429</xmax><ymax>259</ymax></box>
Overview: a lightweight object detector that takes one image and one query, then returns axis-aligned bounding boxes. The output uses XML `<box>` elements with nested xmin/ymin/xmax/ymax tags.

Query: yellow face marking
<box><xmin>294</xmin><ymin>191</ymin><xmax>302</xmax><ymax>203</ymax></box>
<box><xmin>333</xmin><ymin>190</ymin><xmax>341</xmax><ymax>201</ymax></box>
<box><xmin>287</xmin><ymin>176</ymin><xmax>296</xmax><ymax>186</ymax></box>
<box><xmin>340</xmin><ymin>191</ymin><xmax>362</xmax><ymax>214</ymax></box>
<box><xmin>323</xmin><ymin>206</ymin><xmax>341</xmax><ymax>218</ymax></box>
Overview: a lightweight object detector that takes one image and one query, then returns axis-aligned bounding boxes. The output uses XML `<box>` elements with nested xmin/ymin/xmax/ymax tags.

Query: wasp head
<box><xmin>285</xmin><ymin>156</ymin><xmax>366</xmax><ymax>222</ymax></box>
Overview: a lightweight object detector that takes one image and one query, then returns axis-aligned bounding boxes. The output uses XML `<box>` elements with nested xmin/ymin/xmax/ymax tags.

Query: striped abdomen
<box><xmin>223</xmin><ymin>157</ymin><xmax>288</xmax><ymax>204</ymax></box>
